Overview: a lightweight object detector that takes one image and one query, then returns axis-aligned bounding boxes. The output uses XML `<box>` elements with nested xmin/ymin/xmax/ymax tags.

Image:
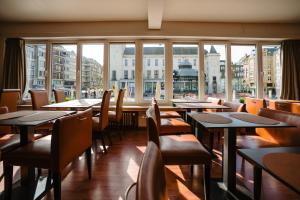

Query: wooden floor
<box><xmin>0</xmin><ymin>128</ymin><xmax>299</xmax><ymax>200</ymax></box>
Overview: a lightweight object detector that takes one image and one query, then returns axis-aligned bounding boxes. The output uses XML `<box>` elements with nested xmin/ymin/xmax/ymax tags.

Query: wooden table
<box><xmin>175</xmin><ymin>102</ymin><xmax>230</xmax><ymax>112</ymax></box>
<box><xmin>42</xmin><ymin>99</ymin><xmax>101</xmax><ymax>111</ymax></box>
<box><xmin>0</xmin><ymin>110</ymin><xmax>74</xmax><ymax>184</ymax></box>
<box><xmin>187</xmin><ymin>112</ymin><xmax>294</xmax><ymax>199</ymax></box>
<box><xmin>238</xmin><ymin>147</ymin><xmax>300</xmax><ymax>199</ymax></box>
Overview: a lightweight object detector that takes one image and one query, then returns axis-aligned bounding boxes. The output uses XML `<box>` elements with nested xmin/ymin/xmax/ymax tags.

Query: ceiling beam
<box><xmin>147</xmin><ymin>0</ymin><xmax>164</xmax><ymax>29</ymax></box>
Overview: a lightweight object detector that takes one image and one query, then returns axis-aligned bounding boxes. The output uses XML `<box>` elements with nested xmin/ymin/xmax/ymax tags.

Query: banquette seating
<box><xmin>245</xmin><ymin>97</ymin><xmax>267</xmax><ymax>115</ymax></box>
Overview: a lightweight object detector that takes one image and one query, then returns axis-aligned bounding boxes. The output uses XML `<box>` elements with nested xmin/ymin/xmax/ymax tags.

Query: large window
<box><xmin>143</xmin><ymin>43</ymin><xmax>165</xmax><ymax>100</ymax></box>
<box><xmin>109</xmin><ymin>44</ymin><xmax>135</xmax><ymax>102</ymax></box>
<box><xmin>24</xmin><ymin>44</ymin><xmax>46</xmax><ymax>99</ymax></box>
<box><xmin>173</xmin><ymin>44</ymin><xmax>199</xmax><ymax>99</ymax></box>
<box><xmin>262</xmin><ymin>45</ymin><xmax>281</xmax><ymax>99</ymax></box>
<box><xmin>204</xmin><ymin>44</ymin><xmax>226</xmax><ymax>99</ymax></box>
<box><xmin>81</xmin><ymin>44</ymin><xmax>104</xmax><ymax>99</ymax></box>
<box><xmin>51</xmin><ymin>44</ymin><xmax>77</xmax><ymax>100</ymax></box>
<box><xmin>231</xmin><ymin>45</ymin><xmax>257</xmax><ymax>101</ymax></box>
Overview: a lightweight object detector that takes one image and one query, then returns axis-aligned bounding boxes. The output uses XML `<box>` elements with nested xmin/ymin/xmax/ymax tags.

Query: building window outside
<box><xmin>125</xmin><ymin>59</ymin><xmax>128</xmax><ymax>67</ymax></box>
<box><xmin>204</xmin><ymin>44</ymin><xmax>227</xmax><ymax>100</ymax></box>
<box><xmin>143</xmin><ymin>43</ymin><xmax>165</xmax><ymax>100</ymax></box>
<box><xmin>109</xmin><ymin>44</ymin><xmax>136</xmax><ymax>101</ymax></box>
<box><xmin>24</xmin><ymin>44</ymin><xmax>46</xmax><ymax>99</ymax></box>
<box><xmin>132</xmin><ymin>59</ymin><xmax>135</xmax><ymax>66</ymax></box>
<box><xmin>131</xmin><ymin>70</ymin><xmax>135</xmax><ymax>79</ymax></box>
<box><xmin>173</xmin><ymin>44</ymin><xmax>199</xmax><ymax>99</ymax></box>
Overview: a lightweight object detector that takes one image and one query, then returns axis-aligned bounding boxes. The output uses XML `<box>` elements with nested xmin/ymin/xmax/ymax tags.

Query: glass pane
<box><xmin>143</xmin><ymin>43</ymin><xmax>165</xmax><ymax>100</ymax></box>
<box><xmin>51</xmin><ymin>44</ymin><xmax>77</xmax><ymax>100</ymax></box>
<box><xmin>231</xmin><ymin>45</ymin><xmax>256</xmax><ymax>101</ymax></box>
<box><xmin>172</xmin><ymin>44</ymin><xmax>198</xmax><ymax>99</ymax></box>
<box><xmin>81</xmin><ymin>44</ymin><xmax>104</xmax><ymax>99</ymax></box>
<box><xmin>204</xmin><ymin>44</ymin><xmax>226</xmax><ymax>99</ymax></box>
<box><xmin>262</xmin><ymin>45</ymin><xmax>281</xmax><ymax>99</ymax></box>
<box><xmin>109</xmin><ymin>44</ymin><xmax>136</xmax><ymax>102</ymax></box>
<box><xmin>24</xmin><ymin>44</ymin><xmax>46</xmax><ymax>100</ymax></box>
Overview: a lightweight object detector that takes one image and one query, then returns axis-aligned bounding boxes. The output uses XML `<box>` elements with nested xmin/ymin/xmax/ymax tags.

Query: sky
<box><xmin>62</xmin><ymin>44</ymin><xmax>256</xmax><ymax>65</ymax></box>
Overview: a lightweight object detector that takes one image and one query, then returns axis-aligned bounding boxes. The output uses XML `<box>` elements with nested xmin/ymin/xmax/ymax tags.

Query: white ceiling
<box><xmin>0</xmin><ymin>0</ymin><xmax>299</xmax><ymax>28</ymax></box>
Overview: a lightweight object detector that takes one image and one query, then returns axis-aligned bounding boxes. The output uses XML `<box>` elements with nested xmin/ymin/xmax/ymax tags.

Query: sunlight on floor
<box><xmin>135</xmin><ymin>146</ymin><xmax>146</xmax><ymax>153</ymax></box>
<box><xmin>126</xmin><ymin>158</ymin><xmax>139</xmax><ymax>182</ymax></box>
<box><xmin>166</xmin><ymin>165</ymin><xmax>186</xmax><ymax>181</ymax></box>
<box><xmin>175</xmin><ymin>179</ymin><xmax>202</xmax><ymax>200</ymax></box>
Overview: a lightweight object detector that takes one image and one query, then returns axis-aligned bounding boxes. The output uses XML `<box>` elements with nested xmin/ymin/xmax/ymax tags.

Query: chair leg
<box><xmin>46</xmin><ymin>169</ymin><xmax>52</xmax><ymax>190</ymax></box>
<box><xmin>4</xmin><ymin>163</ymin><xmax>13</xmax><ymax>200</ymax></box>
<box><xmin>100</xmin><ymin>133</ymin><xmax>107</xmax><ymax>153</ymax></box>
<box><xmin>53</xmin><ymin>172</ymin><xmax>61</xmax><ymax>200</ymax></box>
<box><xmin>203</xmin><ymin>164</ymin><xmax>211</xmax><ymax>200</ymax></box>
<box><xmin>253</xmin><ymin>166</ymin><xmax>262</xmax><ymax>200</ymax></box>
<box><xmin>107</xmin><ymin>131</ymin><xmax>113</xmax><ymax>146</ymax></box>
<box><xmin>190</xmin><ymin>165</ymin><xmax>194</xmax><ymax>177</ymax></box>
<box><xmin>209</xmin><ymin>130</ymin><xmax>214</xmax><ymax>153</ymax></box>
<box><xmin>85</xmin><ymin>147</ymin><xmax>92</xmax><ymax>180</ymax></box>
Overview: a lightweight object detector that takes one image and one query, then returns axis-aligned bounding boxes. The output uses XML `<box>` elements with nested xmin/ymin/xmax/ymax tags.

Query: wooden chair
<box><xmin>29</xmin><ymin>90</ymin><xmax>49</xmax><ymax>110</ymax></box>
<box><xmin>146</xmin><ymin>102</ymin><xmax>211</xmax><ymax>200</ymax></box>
<box><xmin>108</xmin><ymin>89</ymin><xmax>125</xmax><ymax>139</ymax></box>
<box><xmin>3</xmin><ymin>109</ymin><xmax>93</xmax><ymax>200</ymax></box>
<box><xmin>0</xmin><ymin>89</ymin><xmax>21</xmax><ymax>112</ymax></box>
<box><xmin>125</xmin><ymin>141</ymin><xmax>168</xmax><ymax>200</ymax></box>
<box><xmin>92</xmin><ymin>90</ymin><xmax>112</xmax><ymax>153</ymax></box>
<box><xmin>53</xmin><ymin>89</ymin><xmax>65</xmax><ymax>103</ymax></box>
<box><xmin>245</xmin><ymin>97</ymin><xmax>266</xmax><ymax>115</ymax></box>
<box><xmin>151</xmin><ymin>99</ymin><xmax>191</xmax><ymax>135</ymax></box>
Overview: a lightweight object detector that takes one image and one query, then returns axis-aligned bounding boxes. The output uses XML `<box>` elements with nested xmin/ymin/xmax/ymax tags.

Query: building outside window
<box><xmin>24</xmin><ymin>44</ymin><xmax>46</xmax><ymax>99</ymax></box>
<box><xmin>132</xmin><ymin>59</ymin><xmax>135</xmax><ymax>66</ymax></box>
<box><xmin>125</xmin><ymin>59</ymin><xmax>128</xmax><ymax>67</ymax></box>
<box><xmin>173</xmin><ymin>44</ymin><xmax>199</xmax><ymax>99</ymax></box>
<box><xmin>109</xmin><ymin>44</ymin><xmax>136</xmax><ymax>101</ymax></box>
<box><xmin>143</xmin><ymin>43</ymin><xmax>165</xmax><ymax>100</ymax></box>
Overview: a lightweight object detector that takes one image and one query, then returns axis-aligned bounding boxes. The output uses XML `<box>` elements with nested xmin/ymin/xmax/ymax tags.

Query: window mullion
<box><xmin>135</xmin><ymin>40</ymin><xmax>143</xmax><ymax>103</ymax></box>
<box><xmin>226</xmin><ymin>43</ymin><xmax>232</xmax><ymax>101</ymax></box>
<box><xmin>256</xmin><ymin>42</ymin><xmax>263</xmax><ymax>98</ymax></box>
<box><xmin>76</xmin><ymin>44</ymin><xmax>82</xmax><ymax>99</ymax></box>
<box><xmin>165</xmin><ymin>41</ymin><xmax>173</xmax><ymax>101</ymax></box>
<box><xmin>199</xmin><ymin>42</ymin><xmax>205</xmax><ymax>100</ymax></box>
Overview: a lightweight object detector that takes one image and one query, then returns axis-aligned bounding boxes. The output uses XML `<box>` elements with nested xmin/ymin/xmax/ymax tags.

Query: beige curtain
<box><xmin>280</xmin><ymin>40</ymin><xmax>300</xmax><ymax>100</ymax></box>
<box><xmin>2</xmin><ymin>38</ymin><xmax>26</xmax><ymax>98</ymax></box>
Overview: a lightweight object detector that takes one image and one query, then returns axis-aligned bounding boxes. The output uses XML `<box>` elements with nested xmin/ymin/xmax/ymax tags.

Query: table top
<box><xmin>171</xmin><ymin>98</ymin><xmax>211</xmax><ymax>103</ymax></box>
<box><xmin>0</xmin><ymin>110</ymin><xmax>74</xmax><ymax>126</ymax></box>
<box><xmin>188</xmin><ymin>112</ymin><xmax>294</xmax><ymax>128</ymax></box>
<box><xmin>238</xmin><ymin>147</ymin><xmax>300</xmax><ymax>194</ymax></box>
<box><xmin>42</xmin><ymin>99</ymin><xmax>101</xmax><ymax>110</ymax></box>
<box><xmin>175</xmin><ymin>103</ymin><xmax>230</xmax><ymax>110</ymax></box>
<box><xmin>92</xmin><ymin>105</ymin><xmax>185</xmax><ymax>112</ymax></box>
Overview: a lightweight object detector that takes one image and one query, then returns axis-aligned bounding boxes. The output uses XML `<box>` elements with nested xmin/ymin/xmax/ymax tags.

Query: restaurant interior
<box><xmin>0</xmin><ymin>0</ymin><xmax>300</xmax><ymax>200</ymax></box>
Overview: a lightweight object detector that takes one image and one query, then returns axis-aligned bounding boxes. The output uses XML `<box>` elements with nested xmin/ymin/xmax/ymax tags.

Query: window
<box><xmin>204</xmin><ymin>44</ymin><xmax>226</xmax><ymax>99</ymax></box>
<box><xmin>132</xmin><ymin>59</ymin><xmax>135</xmax><ymax>66</ymax></box>
<box><xmin>193</xmin><ymin>59</ymin><xmax>197</xmax><ymax>66</ymax></box>
<box><xmin>231</xmin><ymin>45</ymin><xmax>257</xmax><ymax>101</ymax></box>
<box><xmin>24</xmin><ymin>44</ymin><xmax>46</xmax><ymax>99</ymax></box>
<box><xmin>52</xmin><ymin>44</ymin><xmax>77</xmax><ymax>100</ymax></box>
<box><xmin>125</xmin><ymin>59</ymin><xmax>128</xmax><ymax>66</ymax></box>
<box><xmin>173</xmin><ymin>44</ymin><xmax>198</xmax><ymax>99</ymax></box>
<box><xmin>131</xmin><ymin>70</ymin><xmax>135</xmax><ymax>79</ymax></box>
<box><xmin>81</xmin><ymin>44</ymin><xmax>104</xmax><ymax>99</ymax></box>
<box><xmin>262</xmin><ymin>45</ymin><xmax>281</xmax><ymax>99</ymax></box>
<box><xmin>143</xmin><ymin>43</ymin><xmax>165</xmax><ymax>100</ymax></box>
<box><xmin>109</xmin><ymin>44</ymin><xmax>135</xmax><ymax>101</ymax></box>
<box><xmin>124</xmin><ymin>70</ymin><xmax>128</xmax><ymax>79</ymax></box>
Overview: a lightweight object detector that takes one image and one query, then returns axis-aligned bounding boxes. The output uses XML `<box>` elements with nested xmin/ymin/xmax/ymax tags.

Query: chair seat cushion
<box><xmin>237</xmin><ymin>135</ymin><xmax>278</xmax><ymax>149</ymax></box>
<box><xmin>3</xmin><ymin>135</ymin><xmax>52</xmax><ymax>168</ymax></box>
<box><xmin>159</xmin><ymin>134</ymin><xmax>211</xmax><ymax>165</ymax></box>
<box><xmin>160</xmin><ymin>118</ymin><xmax>191</xmax><ymax>135</ymax></box>
<box><xmin>160</xmin><ymin>111</ymin><xmax>181</xmax><ymax>118</ymax></box>
<box><xmin>0</xmin><ymin>134</ymin><xmax>20</xmax><ymax>160</ymax></box>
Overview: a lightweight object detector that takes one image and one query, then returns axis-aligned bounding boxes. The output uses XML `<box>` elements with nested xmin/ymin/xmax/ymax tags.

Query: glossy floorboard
<box><xmin>0</xmin><ymin>129</ymin><xmax>299</xmax><ymax>200</ymax></box>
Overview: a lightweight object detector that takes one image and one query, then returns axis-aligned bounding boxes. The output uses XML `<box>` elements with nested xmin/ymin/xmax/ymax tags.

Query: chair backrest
<box><xmin>245</xmin><ymin>97</ymin><xmax>266</xmax><ymax>115</ymax></box>
<box><xmin>116</xmin><ymin>89</ymin><xmax>125</xmax><ymax>122</ymax></box>
<box><xmin>98</xmin><ymin>90</ymin><xmax>112</xmax><ymax>131</ymax></box>
<box><xmin>0</xmin><ymin>89</ymin><xmax>21</xmax><ymax>112</ymax></box>
<box><xmin>256</xmin><ymin>108</ymin><xmax>300</xmax><ymax>146</ymax></box>
<box><xmin>53</xmin><ymin>89</ymin><xmax>65</xmax><ymax>103</ymax></box>
<box><xmin>223</xmin><ymin>102</ymin><xmax>246</xmax><ymax>112</ymax></box>
<box><xmin>269</xmin><ymin>100</ymin><xmax>300</xmax><ymax>114</ymax></box>
<box><xmin>207</xmin><ymin>97</ymin><xmax>221</xmax><ymax>105</ymax></box>
<box><xmin>29</xmin><ymin>90</ymin><xmax>49</xmax><ymax>110</ymax></box>
<box><xmin>145</xmin><ymin>109</ymin><xmax>160</xmax><ymax>146</ymax></box>
<box><xmin>51</xmin><ymin>108</ymin><xmax>93</xmax><ymax>172</ymax></box>
<box><xmin>136</xmin><ymin>142</ymin><xmax>167</xmax><ymax>200</ymax></box>
<box><xmin>0</xmin><ymin>106</ymin><xmax>11</xmax><ymax>135</ymax></box>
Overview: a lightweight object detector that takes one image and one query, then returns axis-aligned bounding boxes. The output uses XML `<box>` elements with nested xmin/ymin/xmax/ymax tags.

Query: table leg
<box><xmin>19</xmin><ymin>126</ymin><xmax>35</xmax><ymax>185</ymax></box>
<box><xmin>223</xmin><ymin>128</ymin><xmax>237</xmax><ymax>195</ymax></box>
<box><xmin>254</xmin><ymin>166</ymin><xmax>262</xmax><ymax>200</ymax></box>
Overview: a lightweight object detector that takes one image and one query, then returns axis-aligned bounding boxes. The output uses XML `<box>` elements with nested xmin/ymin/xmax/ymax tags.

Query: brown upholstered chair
<box><xmin>29</xmin><ymin>90</ymin><xmax>49</xmax><ymax>110</ymax></box>
<box><xmin>53</xmin><ymin>89</ymin><xmax>65</xmax><ymax>103</ymax></box>
<box><xmin>3</xmin><ymin>109</ymin><xmax>93</xmax><ymax>200</ymax></box>
<box><xmin>204</xmin><ymin>97</ymin><xmax>222</xmax><ymax>112</ymax></box>
<box><xmin>92</xmin><ymin>90</ymin><xmax>112</xmax><ymax>153</ymax></box>
<box><xmin>109</xmin><ymin>89</ymin><xmax>124</xmax><ymax>139</ymax></box>
<box><xmin>245</xmin><ymin>97</ymin><xmax>266</xmax><ymax>115</ymax></box>
<box><xmin>151</xmin><ymin>99</ymin><xmax>191</xmax><ymax>135</ymax></box>
<box><xmin>0</xmin><ymin>89</ymin><xmax>21</xmax><ymax>112</ymax></box>
<box><xmin>146</xmin><ymin>103</ymin><xmax>211</xmax><ymax>200</ymax></box>
<box><xmin>237</xmin><ymin>108</ymin><xmax>300</xmax><ymax>149</ymax></box>
<box><xmin>269</xmin><ymin>100</ymin><xmax>300</xmax><ymax>114</ymax></box>
<box><xmin>125</xmin><ymin>141</ymin><xmax>168</xmax><ymax>200</ymax></box>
